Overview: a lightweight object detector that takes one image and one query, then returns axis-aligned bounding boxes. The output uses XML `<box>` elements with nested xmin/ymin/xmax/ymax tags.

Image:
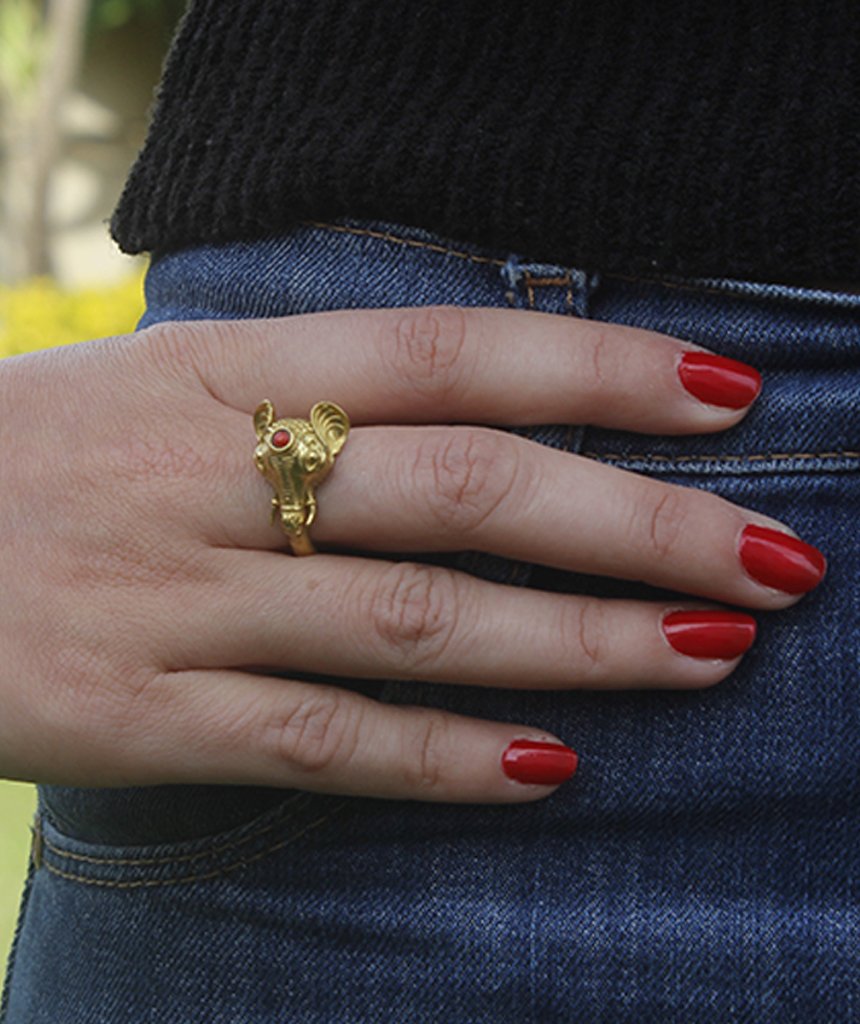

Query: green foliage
<box><xmin>89</xmin><ymin>0</ymin><xmax>187</xmax><ymax>34</ymax></box>
<box><xmin>0</xmin><ymin>0</ymin><xmax>185</xmax><ymax>99</ymax></box>
<box><xmin>0</xmin><ymin>0</ymin><xmax>43</xmax><ymax>100</ymax></box>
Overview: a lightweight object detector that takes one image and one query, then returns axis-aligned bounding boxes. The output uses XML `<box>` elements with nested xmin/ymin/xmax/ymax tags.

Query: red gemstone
<box><xmin>271</xmin><ymin>429</ymin><xmax>291</xmax><ymax>449</ymax></box>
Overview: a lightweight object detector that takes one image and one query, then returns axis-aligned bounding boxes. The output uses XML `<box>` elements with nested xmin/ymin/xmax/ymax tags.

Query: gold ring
<box><xmin>253</xmin><ymin>399</ymin><xmax>350</xmax><ymax>555</ymax></box>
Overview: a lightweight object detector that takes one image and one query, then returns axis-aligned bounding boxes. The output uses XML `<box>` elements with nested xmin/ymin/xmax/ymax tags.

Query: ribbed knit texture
<box><xmin>111</xmin><ymin>0</ymin><xmax>860</xmax><ymax>283</ymax></box>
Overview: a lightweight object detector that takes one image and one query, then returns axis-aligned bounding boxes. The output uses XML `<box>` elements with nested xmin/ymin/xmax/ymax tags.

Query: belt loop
<box><xmin>500</xmin><ymin>255</ymin><xmax>598</xmax><ymax>318</ymax></box>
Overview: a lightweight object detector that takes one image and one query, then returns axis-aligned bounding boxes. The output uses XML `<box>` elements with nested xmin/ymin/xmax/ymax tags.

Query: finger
<box><xmin>206</xmin><ymin>423</ymin><xmax>825</xmax><ymax>610</ymax></box>
<box><xmin>129</xmin><ymin>667</ymin><xmax>578</xmax><ymax>802</ymax></box>
<box><xmin>165</xmin><ymin>549</ymin><xmax>755</xmax><ymax>691</ymax></box>
<box><xmin>142</xmin><ymin>305</ymin><xmax>762</xmax><ymax>434</ymax></box>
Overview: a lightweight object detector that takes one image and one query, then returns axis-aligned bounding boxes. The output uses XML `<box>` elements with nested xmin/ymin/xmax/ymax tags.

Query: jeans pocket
<box><xmin>34</xmin><ymin>786</ymin><xmax>350</xmax><ymax>889</ymax></box>
<box><xmin>37</xmin><ymin>782</ymin><xmax>301</xmax><ymax>846</ymax></box>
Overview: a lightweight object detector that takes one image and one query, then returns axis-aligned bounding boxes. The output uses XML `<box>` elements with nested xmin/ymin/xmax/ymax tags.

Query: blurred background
<box><xmin>0</xmin><ymin>0</ymin><xmax>184</xmax><ymax>987</ymax></box>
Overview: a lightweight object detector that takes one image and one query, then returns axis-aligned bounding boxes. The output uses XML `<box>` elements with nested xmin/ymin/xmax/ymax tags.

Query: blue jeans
<box><xmin>3</xmin><ymin>217</ymin><xmax>859</xmax><ymax>1022</ymax></box>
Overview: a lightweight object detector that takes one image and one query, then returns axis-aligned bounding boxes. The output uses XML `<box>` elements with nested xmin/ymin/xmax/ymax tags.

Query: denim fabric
<box><xmin>3</xmin><ymin>216</ymin><xmax>859</xmax><ymax>1023</ymax></box>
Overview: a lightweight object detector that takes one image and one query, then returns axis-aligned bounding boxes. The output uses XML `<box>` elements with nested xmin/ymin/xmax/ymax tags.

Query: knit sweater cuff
<box><xmin>111</xmin><ymin>0</ymin><xmax>860</xmax><ymax>283</ymax></box>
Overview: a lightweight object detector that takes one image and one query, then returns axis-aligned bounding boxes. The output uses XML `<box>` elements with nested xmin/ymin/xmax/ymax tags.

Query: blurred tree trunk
<box><xmin>1</xmin><ymin>0</ymin><xmax>91</xmax><ymax>281</ymax></box>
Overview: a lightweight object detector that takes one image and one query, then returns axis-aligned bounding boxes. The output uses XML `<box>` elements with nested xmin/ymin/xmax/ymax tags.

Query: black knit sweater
<box><xmin>110</xmin><ymin>0</ymin><xmax>860</xmax><ymax>284</ymax></box>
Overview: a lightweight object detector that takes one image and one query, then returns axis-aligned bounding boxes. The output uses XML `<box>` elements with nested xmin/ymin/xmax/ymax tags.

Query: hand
<box><xmin>0</xmin><ymin>306</ymin><xmax>826</xmax><ymax>802</ymax></box>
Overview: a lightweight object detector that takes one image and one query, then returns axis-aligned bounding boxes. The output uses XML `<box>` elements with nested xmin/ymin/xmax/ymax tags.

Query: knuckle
<box><xmin>401</xmin><ymin>710</ymin><xmax>451</xmax><ymax>791</ymax></box>
<box><xmin>271</xmin><ymin>688</ymin><xmax>360</xmax><ymax>776</ymax></box>
<box><xmin>367</xmin><ymin>561</ymin><xmax>460</xmax><ymax>672</ymax></box>
<box><xmin>636</xmin><ymin>485</ymin><xmax>690</xmax><ymax>562</ymax></box>
<box><xmin>559</xmin><ymin>597</ymin><xmax>607</xmax><ymax>679</ymax></box>
<box><xmin>385</xmin><ymin>306</ymin><xmax>472</xmax><ymax>401</ymax></box>
<box><xmin>139</xmin><ymin>321</ymin><xmax>200</xmax><ymax>377</ymax></box>
<box><xmin>139</xmin><ymin>321</ymin><xmax>226</xmax><ymax>404</ymax></box>
<box><xmin>415</xmin><ymin>428</ymin><xmax>517</xmax><ymax>535</ymax></box>
<box><xmin>585</xmin><ymin>324</ymin><xmax>618</xmax><ymax>390</ymax></box>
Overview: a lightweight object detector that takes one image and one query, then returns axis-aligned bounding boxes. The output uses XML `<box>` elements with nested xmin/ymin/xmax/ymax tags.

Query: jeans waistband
<box><xmin>145</xmin><ymin>214</ymin><xmax>860</xmax><ymax>314</ymax></box>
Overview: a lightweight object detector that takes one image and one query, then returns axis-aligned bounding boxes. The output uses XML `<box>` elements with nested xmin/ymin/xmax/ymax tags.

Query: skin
<box><xmin>0</xmin><ymin>305</ymin><xmax>824</xmax><ymax>804</ymax></box>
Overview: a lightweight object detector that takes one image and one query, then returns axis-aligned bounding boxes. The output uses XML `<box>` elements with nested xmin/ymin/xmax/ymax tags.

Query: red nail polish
<box><xmin>501</xmin><ymin>739</ymin><xmax>578</xmax><ymax>786</ymax></box>
<box><xmin>662</xmin><ymin>610</ymin><xmax>757</xmax><ymax>659</ymax></box>
<box><xmin>739</xmin><ymin>524</ymin><xmax>827</xmax><ymax>594</ymax></box>
<box><xmin>678</xmin><ymin>352</ymin><xmax>762</xmax><ymax>408</ymax></box>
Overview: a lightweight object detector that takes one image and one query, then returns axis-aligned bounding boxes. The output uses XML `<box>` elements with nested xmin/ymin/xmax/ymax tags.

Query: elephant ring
<box><xmin>252</xmin><ymin>399</ymin><xmax>350</xmax><ymax>556</ymax></box>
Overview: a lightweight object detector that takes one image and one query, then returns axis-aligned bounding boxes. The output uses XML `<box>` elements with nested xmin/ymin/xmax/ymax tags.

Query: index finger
<box><xmin>140</xmin><ymin>305</ymin><xmax>761</xmax><ymax>433</ymax></box>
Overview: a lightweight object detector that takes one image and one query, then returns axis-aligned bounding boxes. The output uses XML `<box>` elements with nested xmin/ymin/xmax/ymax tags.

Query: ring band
<box><xmin>253</xmin><ymin>399</ymin><xmax>350</xmax><ymax>555</ymax></box>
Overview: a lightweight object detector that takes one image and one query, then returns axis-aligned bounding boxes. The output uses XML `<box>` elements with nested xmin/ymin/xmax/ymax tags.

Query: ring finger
<box><xmin>206</xmin><ymin>421</ymin><xmax>826</xmax><ymax>611</ymax></box>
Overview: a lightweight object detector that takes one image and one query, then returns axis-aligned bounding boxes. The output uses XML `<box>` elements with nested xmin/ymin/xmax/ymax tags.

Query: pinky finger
<box><xmin>142</xmin><ymin>670</ymin><xmax>579</xmax><ymax>803</ymax></box>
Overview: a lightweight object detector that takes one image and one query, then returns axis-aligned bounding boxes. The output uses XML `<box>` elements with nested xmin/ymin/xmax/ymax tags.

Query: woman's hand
<box><xmin>0</xmin><ymin>306</ymin><xmax>825</xmax><ymax>801</ymax></box>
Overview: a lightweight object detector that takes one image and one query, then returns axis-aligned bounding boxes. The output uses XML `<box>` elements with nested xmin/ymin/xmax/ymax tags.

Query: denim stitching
<box><xmin>38</xmin><ymin>792</ymin><xmax>308</xmax><ymax>867</ymax></box>
<box><xmin>583</xmin><ymin>449</ymin><xmax>860</xmax><ymax>464</ymax></box>
<box><xmin>303</xmin><ymin>220</ymin><xmax>860</xmax><ymax>302</ymax></box>
<box><xmin>522</xmin><ymin>271</ymin><xmax>575</xmax><ymax>311</ymax></box>
<box><xmin>603</xmin><ymin>271</ymin><xmax>860</xmax><ymax>300</ymax></box>
<box><xmin>301</xmin><ymin>220</ymin><xmax>507</xmax><ymax>268</ymax></box>
<box><xmin>39</xmin><ymin>804</ymin><xmax>349</xmax><ymax>888</ymax></box>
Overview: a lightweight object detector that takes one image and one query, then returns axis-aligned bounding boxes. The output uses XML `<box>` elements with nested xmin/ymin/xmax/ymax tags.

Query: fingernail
<box><xmin>662</xmin><ymin>609</ymin><xmax>757</xmax><ymax>659</ymax></box>
<box><xmin>739</xmin><ymin>524</ymin><xmax>827</xmax><ymax>594</ymax></box>
<box><xmin>501</xmin><ymin>739</ymin><xmax>578</xmax><ymax>786</ymax></box>
<box><xmin>678</xmin><ymin>352</ymin><xmax>762</xmax><ymax>408</ymax></box>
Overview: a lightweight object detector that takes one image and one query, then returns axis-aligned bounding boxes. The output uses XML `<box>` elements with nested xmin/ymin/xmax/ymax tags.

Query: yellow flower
<box><xmin>0</xmin><ymin>271</ymin><xmax>146</xmax><ymax>359</ymax></box>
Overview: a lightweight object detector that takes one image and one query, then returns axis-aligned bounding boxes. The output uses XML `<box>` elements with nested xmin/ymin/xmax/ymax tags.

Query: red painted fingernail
<box><xmin>501</xmin><ymin>739</ymin><xmax>578</xmax><ymax>786</ymax></box>
<box><xmin>678</xmin><ymin>352</ymin><xmax>762</xmax><ymax>408</ymax></box>
<box><xmin>739</xmin><ymin>524</ymin><xmax>827</xmax><ymax>594</ymax></box>
<box><xmin>662</xmin><ymin>610</ymin><xmax>757</xmax><ymax>659</ymax></box>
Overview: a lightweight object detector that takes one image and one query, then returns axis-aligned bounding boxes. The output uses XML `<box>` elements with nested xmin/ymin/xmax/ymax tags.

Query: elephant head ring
<box><xmin>253</xmin><ymin>399</ymin><xmax>351</xmax><ymax>556</ymax></box>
